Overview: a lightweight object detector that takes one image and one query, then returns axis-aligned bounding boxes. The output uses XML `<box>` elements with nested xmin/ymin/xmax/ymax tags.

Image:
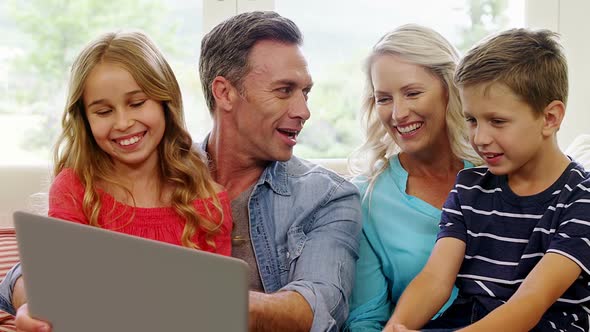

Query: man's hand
<box><xmin>248</xmin><ymin>291</ymin><xmax>312</xmax><ymax>332</ymax></box>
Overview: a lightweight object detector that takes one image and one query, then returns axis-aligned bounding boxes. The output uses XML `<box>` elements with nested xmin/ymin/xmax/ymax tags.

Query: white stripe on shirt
<box><xmin>467</xmin><ymin>230</ymin><xmax>530</xmax><ymax>243</ymax></box>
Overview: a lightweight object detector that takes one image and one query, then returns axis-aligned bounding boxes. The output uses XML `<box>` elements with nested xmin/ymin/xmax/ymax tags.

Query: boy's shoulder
<box><xmin>559</xmin><ymin>160</ymin><xmax>590</xmax><ymax>194</ymax></box>
<box><xmin>455</xmin><ymin>166</ymin><xmax>496</xmax><ymax>187</ymax></box>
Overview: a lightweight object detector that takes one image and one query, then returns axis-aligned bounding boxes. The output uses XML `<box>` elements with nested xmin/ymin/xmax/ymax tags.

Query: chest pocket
<box><xmin>277</xmin><ymin>227</ymin><xmax>307</xmax><ymax>273</ymax></box>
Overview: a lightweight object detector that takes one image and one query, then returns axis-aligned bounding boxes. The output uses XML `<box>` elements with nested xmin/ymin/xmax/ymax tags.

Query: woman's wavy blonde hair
<box><xmin>54</xmin><ymin>30</ymin><xmax>223</xmax><ymax>249</ymax></box>
<box><xmin>349</xmin><ymin>24</ymin><xmax>481</xmax><ymax>195</ymax></box>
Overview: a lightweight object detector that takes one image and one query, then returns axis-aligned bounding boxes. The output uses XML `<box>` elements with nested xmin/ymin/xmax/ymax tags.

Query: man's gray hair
<box><xmin>199</xmin><ymin>11</ymin><xmax>303</xmax><ymax>113</ymax></box>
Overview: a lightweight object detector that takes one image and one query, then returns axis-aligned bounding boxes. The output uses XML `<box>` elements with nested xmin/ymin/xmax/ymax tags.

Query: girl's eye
<box><xmin>406</xmin><ymin>91</ymin><xmax>422</xmax><ymax>97</ymax></box>
<box><xmin>130</xmin><ymin>100</ymin><xmax>146</xmax><ymax>107</ymax></box>
<box><xmin>96</xmin><ymin>109</ymin><xmax>112</xmax><ymax>116</ymax></box>
<box><xmin>465</xmin><ymin>117</ymin><xmax>476</xmax><ymax>124</ymax></box>
<box><xmin>491</xmin><ymin>119</ymin><xmax>506</xmax><ymax>125</ymax></box>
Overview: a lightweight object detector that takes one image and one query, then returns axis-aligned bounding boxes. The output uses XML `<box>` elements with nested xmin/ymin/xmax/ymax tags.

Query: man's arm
<box><xmin>267</xmin><ymin>179</ymin><xmax>362</xmax><ymax>332</ymax></box>
<box><xmin>458</xmin><ymin>253</ymin><xmax>581</xmax><ymax>332</ymax></box>
<box><xmin>385</xmin><ymin>237</ymin><xmax>466</xmax><ymax>331</ymax></box>
<box><xmin>249</xmin><ymin>291</ymin><xmax>313</xmax><ymax>332</ymax></box>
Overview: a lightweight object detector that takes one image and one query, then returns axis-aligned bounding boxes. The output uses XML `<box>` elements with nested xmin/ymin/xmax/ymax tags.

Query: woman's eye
<box><xmin>375</xmin><ymin>97</ymin><xmax>391</xmax><ymax>105</ymax></box>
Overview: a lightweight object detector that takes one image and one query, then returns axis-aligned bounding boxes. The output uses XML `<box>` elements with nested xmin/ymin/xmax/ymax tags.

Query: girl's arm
<box><xmin>385</xmin><ymin>237</ymin><xmax>466</xmax><ymax>331</ymax></box>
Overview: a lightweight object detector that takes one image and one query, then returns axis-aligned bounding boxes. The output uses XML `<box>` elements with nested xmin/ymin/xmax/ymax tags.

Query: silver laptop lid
<box><xmin>14</xmin><ymin>211</ymin><xmax>248</xmax><ymax>332</ymax></box>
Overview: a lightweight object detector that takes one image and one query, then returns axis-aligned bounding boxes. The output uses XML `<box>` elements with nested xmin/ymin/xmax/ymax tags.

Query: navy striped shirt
<box><xmin>438</xmin><ymin>161</ymin><xmax>590</xmax><ymax>331</ymax></box>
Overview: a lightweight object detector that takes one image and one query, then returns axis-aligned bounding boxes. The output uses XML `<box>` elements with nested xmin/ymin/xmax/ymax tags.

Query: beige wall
<box><xmin>526</xmin><ymin>0</ymin><xmax>590</xmax><ymax>149</ymax></box>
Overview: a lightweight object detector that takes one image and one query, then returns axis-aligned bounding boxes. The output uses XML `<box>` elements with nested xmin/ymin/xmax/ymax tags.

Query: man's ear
<box><xmin>541</xmin><ymin>100</ymin><xmax>566</xmax><ymax>137</ymax></box>
<box><xmin>211</xmin><ymin>76</ymin><xmax>238</xmax><ymax>112</ymax></box>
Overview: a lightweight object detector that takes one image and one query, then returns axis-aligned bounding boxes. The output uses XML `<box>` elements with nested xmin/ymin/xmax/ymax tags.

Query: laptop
<box><xmin>13</xmin><ymin>211</ymin><xmax>248</xmax><ymax>332</ymax></box>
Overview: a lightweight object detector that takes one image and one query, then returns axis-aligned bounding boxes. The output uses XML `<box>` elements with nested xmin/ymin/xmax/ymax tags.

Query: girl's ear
<box><xmin>211</xmin><ymin>76</ymin><xmax>239</xmax><ymax>112</ymax></box>
<box><xmin>541</xmin><ymin>100</ymin><xmax>566</xmax><ymax>137</ymax></box>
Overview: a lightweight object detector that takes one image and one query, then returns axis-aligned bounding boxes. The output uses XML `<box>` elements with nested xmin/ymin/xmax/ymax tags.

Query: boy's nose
<box><xmin>472</xmin><ymin>126</ymin><xmax>492</xmax><ymax>146</ymax></box>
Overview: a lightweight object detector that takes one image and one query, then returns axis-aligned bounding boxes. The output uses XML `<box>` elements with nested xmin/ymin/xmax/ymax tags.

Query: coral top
<box><xmin>48</xmin><ymin>168</ymin><xmax>232</xmax><ymax>256</ymax></box>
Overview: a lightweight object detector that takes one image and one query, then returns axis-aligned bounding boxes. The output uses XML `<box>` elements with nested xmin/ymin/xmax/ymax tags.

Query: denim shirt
<box><xmin>201</xmin><ymin>138</ymin><xmax>362</xmax><ymax>331</ymax></box>
<box><xmin>0</xmin><ymin>144</ymin><xmax>362</xmax><ymax>332</ymax></box>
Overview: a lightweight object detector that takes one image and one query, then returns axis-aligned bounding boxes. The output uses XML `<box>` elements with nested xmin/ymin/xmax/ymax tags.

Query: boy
<box><xmin>385</xmin><ymin>28</ymin><xmax>590</xmax><ymax>331</ymax></box>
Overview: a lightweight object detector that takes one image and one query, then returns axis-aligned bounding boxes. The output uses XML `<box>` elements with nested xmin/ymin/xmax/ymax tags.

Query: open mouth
<box><xmin>114</xmin><ymin>131</ymin><xmax>146</xmax><ymax>147</ymax></box>
<box><xmin>277</xmin><ymin>128</ymin><xmax>300</xmax><ymax>140</ymax></box>
<box><xmin>396</xmin><ymin>122</ymin><xmax>423</xmax><ymax>135</ymax></box>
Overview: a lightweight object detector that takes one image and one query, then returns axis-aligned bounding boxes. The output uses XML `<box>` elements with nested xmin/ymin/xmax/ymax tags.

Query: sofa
<box><xmin>0</xmin><ymin>135</ymin><xmax>588</xmax><ymax>329</ymax></box>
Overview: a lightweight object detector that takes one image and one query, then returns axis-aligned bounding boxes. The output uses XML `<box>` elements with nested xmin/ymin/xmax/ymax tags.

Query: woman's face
<box><xmin>371</xmin><ymin>54</ymin><xmax>450</xmax><ymax>159</ymax></box>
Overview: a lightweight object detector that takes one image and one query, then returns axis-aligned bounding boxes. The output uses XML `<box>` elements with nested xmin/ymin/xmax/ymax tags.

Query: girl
<box><xmin>1</xmin><ymin>30</ymin><xmax>232</xmax><ymax>331</ymax></box>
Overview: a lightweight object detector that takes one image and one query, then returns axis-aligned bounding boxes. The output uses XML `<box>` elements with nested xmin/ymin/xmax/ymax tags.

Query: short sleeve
<box><xmin>48</xmin><ymin>169</ymin><xmax>88</xmax><ymax>224</ymax></box>
<box><xmin>437</xmin><ymin>183</ymin><xmax>467</xmax><ymax>243</ymax></box>
<box><xmin>546</xmin><ymin>187</ymin><xmax>590</xmax><ymax>275</ymax></box>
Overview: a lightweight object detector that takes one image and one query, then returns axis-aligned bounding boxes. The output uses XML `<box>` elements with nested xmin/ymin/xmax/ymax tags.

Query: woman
<box><xmin>345</xmin><ymin>24</ymin><xmax>481</xmax><ymax>331</ymax></box>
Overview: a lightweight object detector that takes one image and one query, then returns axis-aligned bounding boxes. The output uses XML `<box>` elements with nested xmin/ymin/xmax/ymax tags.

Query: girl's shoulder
<box><xmin>51</xmin><ymin>168</ymin><xmax>84</xmax><ymax>192</ymax></box>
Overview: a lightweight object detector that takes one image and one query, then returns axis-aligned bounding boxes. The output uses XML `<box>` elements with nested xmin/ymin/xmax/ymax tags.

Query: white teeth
<box><xmin>397</xmin><ymin>123</ymin><xmax>422</xmax><ymax>134</ymax></box>
<box><xmin>118</xmin><ymin>134</ymin><xmax>142</xmax><ymax>146</ymax></box>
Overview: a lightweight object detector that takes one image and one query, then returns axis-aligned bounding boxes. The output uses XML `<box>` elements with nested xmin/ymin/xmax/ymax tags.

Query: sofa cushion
<box><xmin>0</xmin><ymin>228</ymin><xmax>17</xmax><ymax>330</ymax></box>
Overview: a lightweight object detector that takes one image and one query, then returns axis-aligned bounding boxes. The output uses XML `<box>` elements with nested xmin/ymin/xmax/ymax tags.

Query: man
<box><xmin>198</xmin><ymin>11</ymin><xmax>361</xmax><ymax>331</ymax></box>
<box><xmin>5</xmin><ymin>11</ymin><xmax>361</xmax><ymax>332</ymax></box>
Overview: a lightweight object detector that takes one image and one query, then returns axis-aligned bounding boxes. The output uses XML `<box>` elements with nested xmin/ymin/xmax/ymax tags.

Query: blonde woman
<box><xmin>0</xmin><ymin>30</ymin><xmax>232</xmax><ymax>331</ymax></box>
<box><xmin>345</xmin><ymin>24</ymin><xmax>480</xmax><ymax>331</ymax></box>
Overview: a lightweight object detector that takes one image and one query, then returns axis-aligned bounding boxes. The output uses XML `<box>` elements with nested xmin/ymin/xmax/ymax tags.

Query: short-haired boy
<box><xmin>385</xmin><ymin>28</ymin><xmax>590</xmax><ymax>332</ymax></box>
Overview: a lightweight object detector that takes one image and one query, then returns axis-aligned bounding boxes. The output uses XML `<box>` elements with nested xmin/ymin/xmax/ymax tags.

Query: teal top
<box><xmin>344</xmin><ymin>155</ymin><xmax>473</xmax><ymax>331</ymax></box>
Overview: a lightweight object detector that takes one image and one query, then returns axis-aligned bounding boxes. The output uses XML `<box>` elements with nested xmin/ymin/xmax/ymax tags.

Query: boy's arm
<box><xmin>384</xmin><ymin>237</ymin><xmax>466</xmax><ymax>330</ymax></box>
<box><xmin>458</xmin><ymin>252</ymin><xmax>581</xmax><ymax>332</ymax></box>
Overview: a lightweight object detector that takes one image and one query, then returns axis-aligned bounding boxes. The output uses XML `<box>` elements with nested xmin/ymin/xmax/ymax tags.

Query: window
<box><xmin>1</xmin><ymin>0</ymin><xmax>524</xmax><ymax>164</ymax></box>
<box><xmin>277</xmin><ymin>0</ymin><xmax>525</xmax><ymax>158</ymax></box>
<box><xmin>0</xmin><ymin>0</ymin><xmax>209</xmax><ymax>165</ymax></box>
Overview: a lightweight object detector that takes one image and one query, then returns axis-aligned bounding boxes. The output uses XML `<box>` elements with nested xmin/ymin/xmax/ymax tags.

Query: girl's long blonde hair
<box><xmin>54</xmin><ymin>30</ymin><xmax>223</xmax><ymax>249</ymax></box>
<box><xmin>348</xmin><ymin>24</ymin><xmax>481</xmax><ymax>196</ymax></box>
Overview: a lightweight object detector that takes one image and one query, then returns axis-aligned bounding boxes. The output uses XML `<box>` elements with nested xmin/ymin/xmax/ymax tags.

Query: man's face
<box><xmin>230</xmin><ymin>40</ymin><xmax>313</xmax><ymax>162</ymax></box>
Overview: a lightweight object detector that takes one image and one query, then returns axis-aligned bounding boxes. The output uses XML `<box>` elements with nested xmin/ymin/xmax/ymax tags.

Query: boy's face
<box><xmin>461</xmin><ymin>83</ymin><xmax>545</xmax><ymax>178</ymax></box>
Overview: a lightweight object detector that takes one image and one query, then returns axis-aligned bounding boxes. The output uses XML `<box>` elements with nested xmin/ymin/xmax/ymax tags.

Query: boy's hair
<box><xmin>199</xmin><ymin>11</ymin><xmax>302</xmax><ymax>114</ymax></box>
<box><xmin>349</xmin><ymin>24</ymin><xmax>481</xmax><ymax>193</ymax></box>
<box><xmin>55</xmin><ymin>30</ymin><xmax>224</xmax><ymax>249</ymax></box>
<box><xmin>455</xmin><ymin>28</ymin><xmax>568</xmax><ymax>113</ymax></box>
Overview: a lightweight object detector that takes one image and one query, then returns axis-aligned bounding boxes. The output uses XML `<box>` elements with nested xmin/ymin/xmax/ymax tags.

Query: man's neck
<box><xmin>207</xmin><ymin>128</ymin><xmax>269</xmax><ymax>200</ymax></box>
